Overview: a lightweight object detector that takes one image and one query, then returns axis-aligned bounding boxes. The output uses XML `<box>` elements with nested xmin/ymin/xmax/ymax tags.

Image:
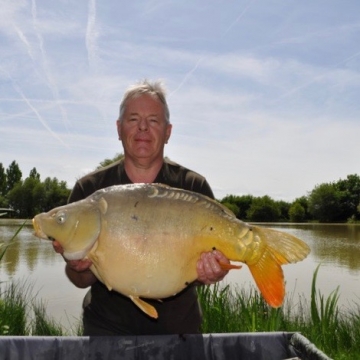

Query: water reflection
<box><xmin>272</xmin><ymin>224</ymin><xmax>360</xmax><ymax>273</ymax></box>
<box><xmin>0</xmin><ymin>225</ymin><xmax>59</xmax><ymax>278</ymax></box>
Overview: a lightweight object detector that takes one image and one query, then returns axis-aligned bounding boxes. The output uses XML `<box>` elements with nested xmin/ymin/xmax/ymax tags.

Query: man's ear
<box><xmin>165</xmin><ymin>124</ymin><xmax>172</xmax><ymax>144</ymax></box>
<box><xmin>116</xmin><ymin>119</ymin><xmax>122</xmax><ymax>140</ymax></box>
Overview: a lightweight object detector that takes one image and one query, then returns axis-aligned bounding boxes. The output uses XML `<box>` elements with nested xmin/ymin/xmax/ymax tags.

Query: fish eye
<box><xmin>56</xmin><ymin>211</ymin><xmax>67</xmax><ymax>224</ymax></box>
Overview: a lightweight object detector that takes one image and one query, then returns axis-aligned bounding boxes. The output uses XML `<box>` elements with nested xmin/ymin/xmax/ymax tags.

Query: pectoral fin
<box><xmin>129</xmin><ymin>295</ymin><xmax>158</xmax><ymax>319</ymax></box>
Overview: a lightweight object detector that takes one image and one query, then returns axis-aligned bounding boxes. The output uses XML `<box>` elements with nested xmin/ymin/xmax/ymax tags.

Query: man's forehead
<box><xmin>125</xmin><ymin>95</ymin><xmax>164</xmax><ymax>113</ymax></box>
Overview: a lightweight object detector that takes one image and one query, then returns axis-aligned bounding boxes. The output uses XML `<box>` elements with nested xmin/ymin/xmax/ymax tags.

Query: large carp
<box><xmin>32</xmin><ymin>183</ymin><xmax>310</xmax><ymax>319</ymax></box>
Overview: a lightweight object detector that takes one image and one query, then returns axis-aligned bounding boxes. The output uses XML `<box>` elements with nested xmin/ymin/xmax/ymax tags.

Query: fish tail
<box><xmin>247</xmin><ymin>226</ymin><xmax>310</xmax><ymax>307</ymax></box>
<box><xmin>247</xmin><ymin>251</ymin><xmax>285</xmax><ymax>307</ymax></box>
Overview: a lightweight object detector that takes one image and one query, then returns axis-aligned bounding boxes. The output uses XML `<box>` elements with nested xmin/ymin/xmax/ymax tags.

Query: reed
<box><xmin>198</xmin><ymin>266</ymin><xmax>360</xmax><ymax>359</ymax></box>
<box><xmin>31</xmin><ymin>301</ymin><xmax>65</xmax><ymax>336</ymax></box>
<box><xmin>0</xmin><ymin>282</ymin><xmax>29</xmax><ymax>335</ymax></box>
<box><xmin>0</xmin><ymin>281</ymin><xmax>81</xmax><ymax>336</ymax></box>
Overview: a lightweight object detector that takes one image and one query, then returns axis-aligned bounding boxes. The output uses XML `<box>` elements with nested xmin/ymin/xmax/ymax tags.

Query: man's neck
<box><xmin>123</xmin><ymin>157</ymin><xmax>164</xmax><ymax>183</ymax></box>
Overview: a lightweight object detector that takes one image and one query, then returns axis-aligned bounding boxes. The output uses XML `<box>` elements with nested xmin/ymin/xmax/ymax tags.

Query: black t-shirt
<box><xmin>69</xmin><ymin>159</ymin><xmax>214</xmax><ymax>335</ymax></box>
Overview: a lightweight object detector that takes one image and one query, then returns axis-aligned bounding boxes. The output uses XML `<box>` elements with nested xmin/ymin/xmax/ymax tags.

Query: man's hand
<box><xmin>52</xmin><ymin>240</ymin><xmax>93</xmax><ymax>272</ymax></box>
<box><xmin>196</xmin><ymin>250</ymin><xmax>230</xmax><ymax>285</ymax></box>
<box><xmin>52</xmin><ymin>240</ymin><xmax>96</xmax><ymax>288</ymax></box>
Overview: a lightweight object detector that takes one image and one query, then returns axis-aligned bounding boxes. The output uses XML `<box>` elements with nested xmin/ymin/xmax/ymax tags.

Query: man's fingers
<box><xmin>52</xmin><ymin>240</ymin><xmax>64</xmax><ymax>254</ymax></box>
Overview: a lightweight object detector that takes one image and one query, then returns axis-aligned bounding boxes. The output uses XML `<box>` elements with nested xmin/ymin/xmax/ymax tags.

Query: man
<box><xmin>54</xmin><ymin>79</ymin><xmax>229</xmax><ymax>335</ymax></box>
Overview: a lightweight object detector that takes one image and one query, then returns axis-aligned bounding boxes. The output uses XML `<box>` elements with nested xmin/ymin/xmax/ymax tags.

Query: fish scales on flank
<box><xmin>32</xmin><ymin>183</ymin><xmax>310</xmax><ymax>319</ymax></box>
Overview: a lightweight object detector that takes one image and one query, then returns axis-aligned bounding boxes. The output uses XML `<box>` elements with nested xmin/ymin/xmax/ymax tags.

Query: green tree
<box><xmin>29</xmin><ymin>167</ymin><xmax>40</xmax><ymax>181</ymax></box>
<box><xmin>220</xmin><ymin>194</ymin><xmax>253</xmax><ymax>220</ymax></box>
<box><xmin>289</xmin><ymin>202</ymin><xmax>306</xmax><ymax>222</ymax></box>
<box><xmin>308</xmin><ymin>183</ymin><xmax>341</xmax><ymax>223</ymax></box>
<box><xmin>6</xmin><ymin>161</ymin><xmax>22</xmax><ymax>193</ymax></box>
<box><xmin>221</xmin><ymin>202</ymin><xmax>240</xmax><ymax>217</ymax></box>
<box><xmin>276</xmin><ymin>200</ymin><xmax>291</xmax><ymax>221</ymax></box>
<box><xmin>41</xmin><ymin>177</ymin><xmax>70</xmax><ymax>212</ymax></box>
<box><xmin>0</xmin><ymin>163</ymin><xmax>6</xmax><ymax>196</ymax></box>
<box><xmin>293</xmin><ymin>196</ymin><xmax>311</xmax><ymax>221</ymax></box>
<box><xmin>96</xmin><ymin>153</ymin><xmax>124</xmax><ymax>169</ymax></box>
<box><xmin>7</xmin><ymin>177</ymin><xmax>42</xmax><ymax>218</ymax></box>
<box><xmin>335</xmin><ymin>174</ymin><xmax>360</xmax><ymax>221</ymax></box>
<box><xmin>246</xmin><ymin>196</ymin><xmax>281</xmax><ymax>222</ymax></box>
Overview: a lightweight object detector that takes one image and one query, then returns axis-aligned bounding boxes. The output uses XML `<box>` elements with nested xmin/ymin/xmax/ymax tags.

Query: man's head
<box><xmin>118</xmin><ymin>79</ymin><xmax>170</xmax><ymax>124</ymax></box>
<box><xmin>116</xmin><ymin>79</ymin><xmax>172</xmax><ymax>164</ymax></box>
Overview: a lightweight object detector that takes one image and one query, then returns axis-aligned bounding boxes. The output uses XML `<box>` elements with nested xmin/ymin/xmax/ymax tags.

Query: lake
<box><xmin>1</xmin><ymin>221</ymin><xmax>359</xmax><ymax>332</ymax></box>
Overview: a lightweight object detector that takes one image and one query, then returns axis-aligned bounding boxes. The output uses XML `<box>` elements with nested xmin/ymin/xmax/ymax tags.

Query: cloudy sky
<box><xmin>1</xmin><ymin>0</ymin><xmax>359</xmax><ymax>201</ymax></box>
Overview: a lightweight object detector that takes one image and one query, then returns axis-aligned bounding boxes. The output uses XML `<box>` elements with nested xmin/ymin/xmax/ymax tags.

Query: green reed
<box><xmin>198</xmin><ymin>266</ymin><xmax>360</xmax><ymax>359</ymax></box>
<box><xmin>0</xmin><ymin>280</ymin><xmax>81</xmax><ymax>336</ymax></box>
<box><xmin>0</xmin><ymin>282</ymin><xmax>29</xmax><ymax>335</ymax></box>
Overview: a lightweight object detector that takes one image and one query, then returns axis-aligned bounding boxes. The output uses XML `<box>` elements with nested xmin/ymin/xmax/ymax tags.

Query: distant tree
<box><xmin>6</xmin><ymin>181</ymin><xmax>24</xmax><ymax>216</ymax></box>
<box><xmin>221</xmin><ymin>202</ymin><xmax>240</xmax><ymax>217</ymax></box>
<box><xmin>246</xmin><ymin>196</ymin><xmax>281</xmax><ymax>222</ymax></box>
<box><xmin>220</xmin><ymin>194</ymin><xmax>253</xmax><ymax>220</ymax></box>
<box><xmin>6</xmin><ymin>161</ymin><xmax>22</xmax><ymax>193</ymax></box>
<box><xmin>0</xmin><ymin>163</ymin><xmax>6</xmax><ymax>196</ymax></box>
<box><xmin>96</xmin><ymin>153</ymin><xmax>124</xmax><ymax>169</ymax></box>
<box><xmin>289</xmin><ymin>202</ymin><xmax>306</xmax><ymax>222</ymax></box>
<box><xmin>335</xmin><ymin>174</ymin><xmax>360</xmax><ymax>221</ymax></box>
<box><xmin>293</xmin><ymin>196</ymin><xmax>311</xmax><ymax>221</ymax></box>
<box><xmin>276</xmin><ymin>200</ymin><xmax>291</xmax><ymax>221</ymax></box>
<box><xmin>29</xmin><ymin>167</ymin><xmax>40</xmax><ymax>181</ymax></box>
<box><xmin>308</xmin><ymin>183</ymin><xmax>341</xmax><ymax>223</ymax></box>
<box><xmin>41</xmin><ymin>177</ymin><xmax>70</xmax><ymax>211</ymax></box>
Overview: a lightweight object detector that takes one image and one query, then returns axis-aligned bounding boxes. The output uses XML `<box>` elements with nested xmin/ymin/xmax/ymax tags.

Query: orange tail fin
<box><xmin>245</xmin><ymin>226</ymin><xmax>310</xmax><ymax>307</ymax></box>
<box><xmin>248</xmin><ymin>251</ymin><xmax>285</xmax><ymax>308</ymax></box>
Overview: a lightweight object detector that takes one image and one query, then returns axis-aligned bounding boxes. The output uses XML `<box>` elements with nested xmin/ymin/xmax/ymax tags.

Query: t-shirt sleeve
<box><xmin>184</xmin><ymin>172</ymin><xmax>215</xmax><ymax>200</ymax></box>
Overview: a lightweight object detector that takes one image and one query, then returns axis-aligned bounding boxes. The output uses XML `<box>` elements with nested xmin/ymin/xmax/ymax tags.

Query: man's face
<box><xmin>117</xmin><ymin>94</ymin><xmax>172</xmax><ymax>162</ymax></box>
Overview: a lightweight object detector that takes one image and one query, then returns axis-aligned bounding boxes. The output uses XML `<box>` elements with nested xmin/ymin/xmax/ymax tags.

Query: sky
<box><xmin>1</xmin><ymin>0</ymin><xmax>359</xmax><ymax>201</ymax></box>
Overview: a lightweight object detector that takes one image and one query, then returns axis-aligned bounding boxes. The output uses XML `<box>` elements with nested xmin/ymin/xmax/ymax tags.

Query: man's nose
<box><xmin>138</xmin><ymin>118</ymin><xmax>148</xmax><ymax>130</ymax></box>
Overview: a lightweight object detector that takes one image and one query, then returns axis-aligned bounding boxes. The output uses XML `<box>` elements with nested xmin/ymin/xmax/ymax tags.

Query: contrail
<box><xmin>169</xmin><ymin>57</ymin><xmax>204</xmax><ymax>97</ymax></box>
<box><xmin>13</xmin><ymin>24</ymin><xmax>35</xmax><ymax>60</ymax></box>
<box><xmin>31</xmin><ymin>0</ymin><xmax>70</xmax><ymax>130</ymax></box>
<box><xmin>272</xmin><ymin>49</ymin><xmax>360</xmax><ymax>103</ymax></box>
<box><xmin>0</xmin><ymin>66</ymin><xmax>68</xmax><ymax>146</ymax></box>
<box><xmin>86</xmin><ymin>0</ymin><xmax>98</xmax><ymax>70</ymax></box>
<box><xmin>170</xmin><ymin>0</ymin><xmax>255</xmax><ymax>96</ymax></box>
<box><xmin>222</xmin><ymin>0</ymin><xmax>255</xmax><ymax>37</ymax></box>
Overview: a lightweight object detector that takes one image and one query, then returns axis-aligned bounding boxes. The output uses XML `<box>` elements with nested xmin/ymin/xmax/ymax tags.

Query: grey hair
<box><xmin>118</xmin><ymin>79</ymin><xmax>170</xmax><ymax>124</ymax></box>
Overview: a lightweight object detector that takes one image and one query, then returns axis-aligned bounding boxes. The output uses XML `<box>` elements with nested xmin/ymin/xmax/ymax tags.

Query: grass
<box><xmin>0</xmin><ymin>282</ymin><xmax>28</xmax><ymax>335</ymax></box>
<box><xmin>0</xmin><ymin>281</ymin><xmax>82</xmax><ymax>336</ymax></box>
<box><xmin>198</xmin><ymin>264</ymin><xmax>360</xmax><ymax>359</ymax></box>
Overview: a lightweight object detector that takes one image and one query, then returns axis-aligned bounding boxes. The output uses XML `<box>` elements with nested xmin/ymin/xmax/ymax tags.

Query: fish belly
<box><xmin>87</xmin><ymin>184</ymin><xmax>238</xmax><ymax>299</ymax></box>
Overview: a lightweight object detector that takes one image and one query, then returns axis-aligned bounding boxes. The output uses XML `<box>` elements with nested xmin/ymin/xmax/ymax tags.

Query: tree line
<box><xmin>0</xmin><ymin>161</ymin><xmax>70</xmax><ymax>218</ymax></box>
<box><xmin>220</xmin><ymin>174</ymin><xmax>360</xmax><ymax>223</ymax></box>
<box><xmin>1</xmin><ymin>159</ymin><xmax>359</xmax><ymax>223</ymax></box>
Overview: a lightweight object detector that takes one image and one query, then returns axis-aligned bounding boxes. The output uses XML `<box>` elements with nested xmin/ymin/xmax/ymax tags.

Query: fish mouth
<box><xmin>32</xmin><ymin>218</ymin><xmax>52</xmax><ymax>241</ymax></box>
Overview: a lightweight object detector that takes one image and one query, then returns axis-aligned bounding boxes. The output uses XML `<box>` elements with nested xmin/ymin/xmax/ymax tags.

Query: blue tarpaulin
<box><xmin>0</xmin><ymin>332</ymin><xmax>331</xmax><ymax>360</ymax></box>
